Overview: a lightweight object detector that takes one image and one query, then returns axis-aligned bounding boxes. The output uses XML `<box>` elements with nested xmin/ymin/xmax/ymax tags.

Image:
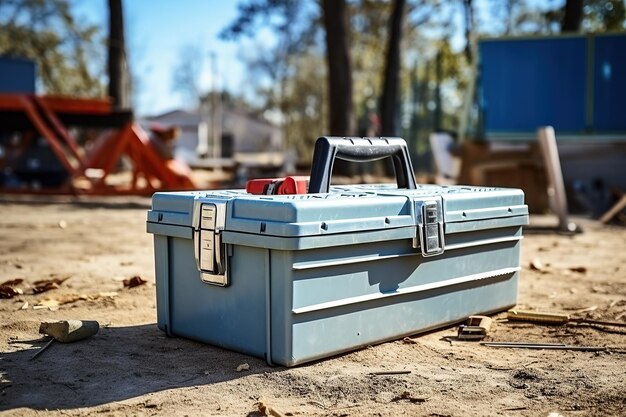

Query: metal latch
<box><xmin>413</xmin><ymin>198</ymin><xmax>445</xmax><ymax>257</ymax></box>
<box><xmin>193</xmin><ymin>202</ymin><xmax>229</xmax><ymax>286</ymax></box>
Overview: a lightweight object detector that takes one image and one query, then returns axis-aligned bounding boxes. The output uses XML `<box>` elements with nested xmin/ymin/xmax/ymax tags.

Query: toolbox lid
<box><xmin>147</xmin><ymin>137</ymin><xmax>528</xmax><ymax>248</ymax></box>
<box><xmin>147</xmin><ymin>184</ymin><xmax>528</xmax><ymax>241</ymax></box>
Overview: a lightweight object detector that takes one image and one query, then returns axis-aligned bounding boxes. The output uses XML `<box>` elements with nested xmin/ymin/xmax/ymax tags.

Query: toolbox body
<box><xmin>147</xmin><ymin>137</ymin><xmax>528</xmax><ymax>366</ymax></box>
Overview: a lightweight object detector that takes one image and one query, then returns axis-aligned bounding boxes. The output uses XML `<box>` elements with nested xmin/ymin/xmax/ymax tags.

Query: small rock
<box><xmin>529</xmin><ymin>258</ymin><xmax>544</xmax><ymax>271</ymax></box>
<box><xmin>236</xmin><ymin>363</ymin><xmax>250</xmax><ymax>372</ymax></box>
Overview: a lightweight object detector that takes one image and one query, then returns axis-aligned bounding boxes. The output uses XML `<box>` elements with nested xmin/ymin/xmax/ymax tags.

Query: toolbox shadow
<box><xmin>0</xmin><ymin>323</ymin><xmax>275</xmax><ymax>411</ymax></box>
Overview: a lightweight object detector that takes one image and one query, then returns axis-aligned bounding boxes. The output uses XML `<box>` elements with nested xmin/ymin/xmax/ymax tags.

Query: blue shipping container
<box><xmin>593</xmin><ymin>35</ymin><xmax>626</xmax><ymax>132</ymax></box>
<box><xmin>0</xmin><ymin>56</ymin><xmax>36</xmax><ymax>93</ymax></box>
<box><xmin>479</xmin><ymin>37</ymin><xmax>588</xmax><ymax>134</ymax></box>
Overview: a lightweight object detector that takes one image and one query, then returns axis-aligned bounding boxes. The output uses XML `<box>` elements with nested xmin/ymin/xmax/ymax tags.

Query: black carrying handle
<box><xmin>308</xmin><ymin>136</ymin><xmax>417</xmax><ymax>193</ymax></box>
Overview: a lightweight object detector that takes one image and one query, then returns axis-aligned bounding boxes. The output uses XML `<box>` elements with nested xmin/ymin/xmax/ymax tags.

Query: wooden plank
<box><xmin>538</xmin><ymin>126</ymin><xmax>580</xmax><ymax>233</ymax></box>
<box><xmin>600</xmin><ymin>194</ymin><xmax>626</xmax><ymax>224</ymax></box>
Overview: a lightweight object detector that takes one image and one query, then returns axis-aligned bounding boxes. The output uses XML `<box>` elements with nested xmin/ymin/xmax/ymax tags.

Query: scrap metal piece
<box><xmin>458</xmin><ymin>315</ymin><xmax>492</xmax><ymax>341</ymax></box>
<box><xmin>481</xmin><ymin>342</ymin><xmax>608</xmax><ymax>352</ymax></box>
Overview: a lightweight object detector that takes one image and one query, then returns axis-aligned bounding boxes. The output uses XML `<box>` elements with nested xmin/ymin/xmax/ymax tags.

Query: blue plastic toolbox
<box><xmin>147</xmin><ymin>137</ymin><xmax>529</xmax><ymax>366</ymax></box>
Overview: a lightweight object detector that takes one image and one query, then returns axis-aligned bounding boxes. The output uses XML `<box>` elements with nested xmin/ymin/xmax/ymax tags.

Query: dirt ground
<box><xmin>0</xmin><ymin>197</ymin><xmax>624</xmax><ymax>417</ymax></box>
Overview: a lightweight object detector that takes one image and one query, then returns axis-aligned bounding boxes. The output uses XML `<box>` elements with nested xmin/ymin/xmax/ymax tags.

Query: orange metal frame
<box><xmin>0</xmin><ymin>94</ymin><xmax>196</xmax><ymax>195</ymax></box>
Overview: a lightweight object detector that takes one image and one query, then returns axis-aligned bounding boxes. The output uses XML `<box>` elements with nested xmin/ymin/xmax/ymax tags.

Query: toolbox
<box><xmin>147</xmin><ymin>137</ymin><xmax>529</xmax><ymax>366</ymax></box>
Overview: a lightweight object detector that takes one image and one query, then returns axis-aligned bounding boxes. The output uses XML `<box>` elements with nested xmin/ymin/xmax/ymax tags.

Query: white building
<box><xmin>145</xmin><ymin>109</ymin><xmax>284</xmax><ymax>169</ymax></box>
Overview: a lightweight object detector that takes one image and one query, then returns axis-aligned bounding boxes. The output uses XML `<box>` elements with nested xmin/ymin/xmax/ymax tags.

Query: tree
<box><xmin>322</xmin><ymin>0</ymin><xmax>355</xmax><ymax>137</ymax></box>
<box><xmin>379</xmin><ymin>0</ymin><xmax>406</xmax><ymax>136</ymax></box>
<box><xmin>0</xmin><ymin>0</ymin><xmax>103</xmax><ymax>97</ymax></box>
<box><xmin>171</xmin><ymin>43</ymin><xmax>204</xmax><ymax>107</ymax></box>
<box><xmin>582</xmin><ymin>0</ymin><xmax>626</xmax><ymax>31</ymax></box>
<box><xmin>107</xmin><ymin>0</ymin><xmax>130</xmax><ymax>108</ymax></box>
<box><xmin>562</xmin><ymin>0</ymin><xmax>583</xmax><ymax>32</ymax></box>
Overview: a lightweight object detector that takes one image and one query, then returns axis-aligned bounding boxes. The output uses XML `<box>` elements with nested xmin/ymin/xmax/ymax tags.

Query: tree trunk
<box><xmin>561</xmin><ymin>0</ymin><xmax>583</xmax><ymax>32</ymax></box>
<box><xmin>463</xmin><ymin>0</ymin><xmax>474</xmax><ymax>63</ymax></box>
<box><xmin>380</xmin><ymin>0</ymin><xmax>406</xmax><ymax>137</ymax></box>
<box><xmin>107</xmin><ymin>0</ymin><xmax>130</xmax><ymax>109</ymax></box>
<box><xmin>322</xmin><ymin>0</ymin><xmax>354</xmax><ymax>137</ymax></box>
<box><xmin>434</xmin><ymin>49</ymin><xmax>442</xmax><ymax>131</ymax></box>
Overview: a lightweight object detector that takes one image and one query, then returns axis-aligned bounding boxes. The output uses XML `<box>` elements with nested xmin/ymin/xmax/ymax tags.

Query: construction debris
<box><xmin>0</xmin><ymin>278</ymin><xmax>25</xmax><ymax>299</ymax></box>
<box><xmin>480</xmin><ymin>342</ymin><xmax>609</xmax><ymax>352</ymax></box>
<box><xmin>32</xmin><ymin>276</ymin><xmax>71</xmax><ymax>294</ymax></box>
<box><xmin>32</xmin><ymin>292</ymin><xmax>118</xmax><ymax>310</ymax></box>
<box><xmin>256</xmin><ymin>400</ymin><xmax>286</xmax><ymax>417</ymax></box>
<box><xmin>391</xmin><ymin>391</ymin><xmax>427</xmax><ymax>403</ymax></box>
<box><xmin>236</xmin><ymin>363</ymin><xmax>250</xmax><ymax>372</ymax></box>
<box><xmin>368</xmin><ymin>370</ymin><xmax>412</xmax><ymax>376</ymax></box>
<box><xmin>600</xmin><ymin>194</ymin><xmax>626</xmax><ymax>224</ymax></box>
<box><xmin>507</xmin><ymin>309</ymin><xmax>626</xmax><ymax>328</ymax></box>
<box><xmin>123</xmin><ymin>275</ymin><xmax>147</xmax><ymax>288</ymax></box>
<box><xmin>529</xmin><ymin>258</ymin><xmax>544</xmax><ymax>271</ymax></box>
<box><xmin>29</xmin><ymin>320</ymin><xmax>99</xmax><ymax>360</ymax></box>
<box><xmin>30</xmin><ymin>338</ymin><xmax>55</xmax><ymax>361</ymax></box>
<box><xmin>39</xmin><ymin>320</ymin><xmax>99</xmax><ymax>343</ymax></box>
<box><xmin>457</xmin><ymin>316</ymin><xmax>492</xmax><ymax>341</ymax></box>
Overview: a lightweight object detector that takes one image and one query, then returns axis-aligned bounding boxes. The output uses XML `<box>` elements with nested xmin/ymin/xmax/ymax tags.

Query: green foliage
<box><xmin>219</xmin><ymin>0</ymin><xmax>323</xmax><ymax>159</ymax></box>
<box><xmin>582</xmin><ymin>0</ymin><xmax>626</xmax><ymax>31</ymax></box>
<box><xmin>221</xmin><ymin>0</ymin><xmax>625</xmax><ymax>163</ymax></box>
<box><xmin>0</xmin><ymin>0</ymin><xmax>104</xmax><ymax>97</ymax></box>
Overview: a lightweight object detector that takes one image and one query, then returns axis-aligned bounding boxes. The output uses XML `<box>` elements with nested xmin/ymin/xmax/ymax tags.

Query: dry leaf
<box><xmin>1</xmin><ymin>278</ymin><xmax>24</xmax><ymax>287</ymax></box>
<box><xmin>569</xmin><ymin>266</ymin><xmax>587</xmax><ymax>274</ymax></box>
<box><xmin>123</xmin><ymin>276</ymin><xmax>147</xmax><ymax>288</ymax></box>
<box><xmin>34</xmin><ymin>294</ymin><xmax>87</xmax><ymax>309</ymax></box>
<box><xmin>32</xmin><ymin>277</ymin><xmax>71</xmax><ymax>294</ymax></box>
<box><xmin>0</xmin><ymin>286</ymin><xmax>21</xmax><ymax>299</ymax></box>
<box><xmin>0</xmin><ymin>278</ymin><xmax>25</xmax><ymax>299</ymax></box>
<box><xmin>256</xmin><ymin>400</ymin><xmax>286</xmax><ymax>417</ymax></box>
<box><xmin>391</xmin><ymin>391</ymin><xmax>427</xmax><ymax>403</ymax></box>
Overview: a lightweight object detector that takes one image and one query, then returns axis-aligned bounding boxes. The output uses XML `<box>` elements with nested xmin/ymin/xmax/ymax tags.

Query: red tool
<box><xmin>246</xmin><ymin>176</ymin><xmax>309</xmax><ymax>195</ymax></box>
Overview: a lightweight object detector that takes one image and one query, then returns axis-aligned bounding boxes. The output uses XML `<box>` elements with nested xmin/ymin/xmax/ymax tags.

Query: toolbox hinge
<box><xmin>412</xmin><ymin>198</ymin><xmax>445</xmax><ymax>257</ymax></box>
<box><xmin>193</xmin><ymin>201</ymin><xmax>229</xmax><ymax>286</ymax></box>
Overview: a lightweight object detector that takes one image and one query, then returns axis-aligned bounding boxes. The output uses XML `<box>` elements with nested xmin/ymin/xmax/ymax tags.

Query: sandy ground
<box><xmin>0</xmin><ymin>198</ymin><xmax>624</xmax><ymax>416</ymax></box>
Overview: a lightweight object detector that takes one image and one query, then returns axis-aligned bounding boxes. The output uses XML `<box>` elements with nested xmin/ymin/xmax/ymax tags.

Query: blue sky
<box><xmin>70</xmin><ymin>1</ymin><xmax>249</xmax><ymax>116</ymax></box>
<box><xmin>67</xmin><ymin>1</ymin><xmax>563</xmax><ymax>117</ymax></box>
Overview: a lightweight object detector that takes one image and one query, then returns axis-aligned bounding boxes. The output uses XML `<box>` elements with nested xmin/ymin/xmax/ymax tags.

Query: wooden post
<box><xmin>537</xmin><ymin>126</ymin><xmax>580</xmax><ymax>233</ymax></box>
